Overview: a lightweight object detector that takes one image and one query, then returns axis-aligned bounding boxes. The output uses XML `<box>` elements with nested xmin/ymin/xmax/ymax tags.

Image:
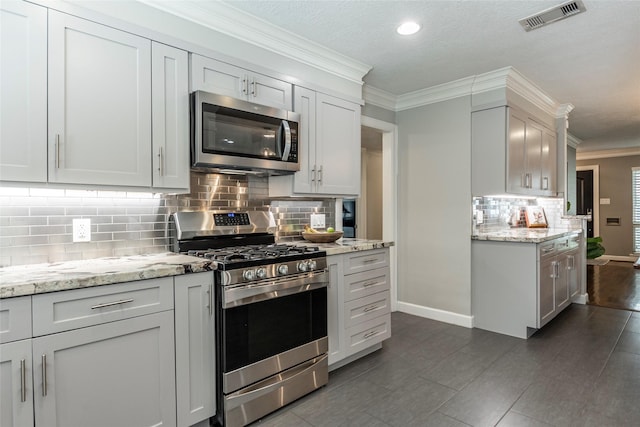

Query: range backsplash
<box><xmin>0</xmin><ymin>172</ymin><xmax>334</xmax><ymax>267</ymax></box>
<box><xmin>472</xmin><ymin>196</ymin><xmax>566</xmax><ymax>231</ymax></box>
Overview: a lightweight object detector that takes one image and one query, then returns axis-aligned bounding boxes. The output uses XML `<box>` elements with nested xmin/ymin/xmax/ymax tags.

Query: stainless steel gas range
<box><xmin>169</xmin><ymin>211</ymin><xmax>328</xmax><ymax>427</ymax></box>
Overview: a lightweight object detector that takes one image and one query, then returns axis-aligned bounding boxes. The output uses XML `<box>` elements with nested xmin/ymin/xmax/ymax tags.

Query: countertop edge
<box><xmin>471</xmin><ymin>229</ymin><xmax>582</xmax><ymax>244</ymax></box>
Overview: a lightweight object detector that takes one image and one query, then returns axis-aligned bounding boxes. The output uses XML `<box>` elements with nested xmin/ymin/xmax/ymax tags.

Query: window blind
<box><xmin>633</xmin><ymin>167</ymin><xmax>640</xmax><ymax>253</ymax></box>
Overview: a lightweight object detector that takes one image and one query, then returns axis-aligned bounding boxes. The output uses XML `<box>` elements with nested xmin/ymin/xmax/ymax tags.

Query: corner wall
<box><xmin>396</xmin><ymin>96</ymin><xmax>472</xmax><ymax>323</ymax></box>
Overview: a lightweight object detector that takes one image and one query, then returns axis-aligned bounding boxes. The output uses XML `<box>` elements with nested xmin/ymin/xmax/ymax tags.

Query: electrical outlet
<box><xmin>73</xmin><ymin>218</ymin><xmax>91</xmax><ymax>242</ymax></box>
<box><xmin>310</xmin><ymin>214</ymin><xmax>325</xmax><ymax>229</ymax></box>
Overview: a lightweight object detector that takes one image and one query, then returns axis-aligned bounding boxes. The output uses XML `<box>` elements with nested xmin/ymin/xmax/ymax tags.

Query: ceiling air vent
<box><xmin>519</xmin><ymin>0</ymin><xmax>586</xmax><ymax>31</ymax></box>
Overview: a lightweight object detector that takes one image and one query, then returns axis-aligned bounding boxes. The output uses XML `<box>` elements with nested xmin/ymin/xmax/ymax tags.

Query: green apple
<box><xmin>326</xmin><ymin>227</ymin><xmax>335</xmax><ymax>233</ymax></box>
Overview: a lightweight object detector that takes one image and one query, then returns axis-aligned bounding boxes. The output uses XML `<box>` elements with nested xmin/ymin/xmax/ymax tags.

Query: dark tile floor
<box><xmin>255</xmin><ymin>305</ymin><xmax>640</xmax><ymax>427</ymax></box>
<box><xmin>587</xmin><ymin>261</ymin><xmax>640</xmax><ymax>312</ymax></box>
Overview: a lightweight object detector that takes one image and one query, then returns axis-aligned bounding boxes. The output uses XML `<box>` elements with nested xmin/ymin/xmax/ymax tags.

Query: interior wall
<box><xmin>396</xmin><ymin>96</ymin><xmax>472</xmax><ymax>318</ymax></box>
<box><xmin>566</xmin><ymin>146</ymin><xmax>577</xmax><ymax>214</ymax></box>
<box><xmin>577</xmin><ymin>154</ymin><xmax>640</xmax><ymax>256</ymax></box>
<box><xmin>365</xmin><ymin>149</ymin><xmax>383</xmax><ymax>239</ymax></box>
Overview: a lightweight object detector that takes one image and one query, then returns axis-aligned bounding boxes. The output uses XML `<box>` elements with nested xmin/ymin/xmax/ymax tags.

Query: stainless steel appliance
<box><xmin>191</xmin><ymin>91</ymin><xmax>300</xmax><ymax>175</ymax></box>
<box><xmin>169</xmin><ymin>211</ymin><xmax>328</xmax><ymax>427</ymax></box>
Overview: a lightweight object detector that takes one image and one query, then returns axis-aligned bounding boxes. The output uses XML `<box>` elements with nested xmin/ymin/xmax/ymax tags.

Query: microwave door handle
<box><xmin>280</xmin><ymin>120</ymin><xmax>292</xmax><ymax>161</ymax></box>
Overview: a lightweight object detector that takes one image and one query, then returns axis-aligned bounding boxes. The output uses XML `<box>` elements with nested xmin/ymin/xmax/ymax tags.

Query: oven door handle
<box><xmin>225</xmin><ymin>354</ymin><xmax>328</xmax><ymax>410</ymax></box>
<box><xmin>223</xmin><ymin>271</ymin><xmax>328</xmax><ymax>308</ymax></box>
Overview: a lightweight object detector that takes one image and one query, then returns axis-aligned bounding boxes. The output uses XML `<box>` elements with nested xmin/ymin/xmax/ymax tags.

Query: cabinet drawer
<box><xmin>539</xmin><ymin>241</ymin><xmax>556</xmax><ymax>259</ymax></box>
<box><xmin>344</xmin><ymin>314</ymin><xmax>391</xmax><ymax>357</ymax></box>
<box><xmin>343</xmin><ymin>291</ymin><xmax>390</xmax><ymax>329</ymax></box>
<box><xmin>33</xmin><ymin>278</ymin><xmax>174</xmax><ymax>336</ymax></box>
<box><xmin>343</xmin><ymin>249</ymin><xmax>389</xmax><ymax>275</ymax></box>
<box><xmin>343</xmin><ymin>267</ymin><xmax>389</xmax><ymax>302</ymax></box>
<box><xmin>0</xmin><ymin>296</ymin><xmax>32</xmax><ymax>344</ymax></box>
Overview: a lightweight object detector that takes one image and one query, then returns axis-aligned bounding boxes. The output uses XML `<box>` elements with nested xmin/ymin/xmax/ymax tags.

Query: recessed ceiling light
<box><xmin>396</xmin><ymin>21</ymin><xmax>420</xmax><ymax>35</ymax></box>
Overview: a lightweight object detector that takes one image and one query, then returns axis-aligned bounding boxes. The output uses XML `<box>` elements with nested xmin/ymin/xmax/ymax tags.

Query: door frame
<box><xmin>361</xmin><ymin>116</ymin><xmax>398</xmax><ymax>311</ymax></box>
<box><xmin>576</xmin><ymin>165</ymin><xmax>600</xmax><ymax>237</ymax></box>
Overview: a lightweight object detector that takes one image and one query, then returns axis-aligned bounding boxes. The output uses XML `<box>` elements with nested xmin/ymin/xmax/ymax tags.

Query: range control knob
<box><xmin>255</xmin><ymin>267</ymin><xmax>267</xmax><ymax>279</ymax></box>
<box><xmin>297</xmin><ymin>261</ymin><xmax>309</xmax><ymax>272</ymax></box>
<box><xmin>243</xmin><ymin>270</ymin><xmax>255</xmax><ymax>281</ymax></box>
<box><xmin>277</xmin><ymin>264</ymin><xmax>289</xmax><ymax>275</ymax></box>
<box><xmin>308</xmin><ymin>260</ymin><xmax>317</xmax><ymax>270</ymax></box>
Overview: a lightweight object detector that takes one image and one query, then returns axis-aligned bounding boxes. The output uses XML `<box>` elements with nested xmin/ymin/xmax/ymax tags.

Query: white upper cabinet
<box><xmin>191</xmin><ymin>54</ymin><xmax>292</xmax><ymax>110</ymax></box>
<box><xmin>270</xmin><ymin>87</ymin><xmax>361</xmax><ymax>197</ymax></box>
<box><xmin>48</xmin><ymin>11</ymin><xmax>152</xmax><ymax>187</ymax></box>
<box><xmin>472</xmin><ymin>106</ymin><xmax>558</xmax><ymax>197</ymax></box>
<box><xmin>151</xmin><ymin>42</ymin><xmax>190</xmax><ymax>192</ymax></box>
<box><xmin>0</xmin><ymin>1</ymin><xmax>47</xmax><ymax>183</ymax></box>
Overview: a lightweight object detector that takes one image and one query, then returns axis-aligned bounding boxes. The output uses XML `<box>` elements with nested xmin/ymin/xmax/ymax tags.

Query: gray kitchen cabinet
<box><xmin>174</xmin><ymin>272</ymin><xmax>216</xmax><ymax>427</ymax></box>
<box><xmin>0</xmin><ymin>296</ymin><xmax>34</xmax><ymax>427</ymax></box>
<box><xmin>269</xmin><ymin>87</ymin><xmax>361</xmax><ymax>197</ymax></box>
<box><xmin>190</xmin><ymin>54</ymin><xmax>292</xmax><ymax>110</ymax></box>
<box><xmin>0</xmin><ymin>0</ymin><xmax>47</xmax><ymax>183</ymax></box>
<box><xmin>152</xmin><ymin>42</ymin><xmax>190</xmax><ymax>192</ymax></box>
<box><xmin>472</xmin><ymin>106</ymin><xmax>557</xmax><ymax>197</ymax></box>
<box><xmin>31</xmin><ymin>278</ymin><xmax>176</xmax><ymax>427</ymax></box>
<box><xmin>327</xmin><ymin>248</ymin><xmax>391</xmax><ymax>370</ymax></box>
<box><xmin>48</xmin><ymin>10</ymin><xmax>153</xmax><ymax>187</ymax></box>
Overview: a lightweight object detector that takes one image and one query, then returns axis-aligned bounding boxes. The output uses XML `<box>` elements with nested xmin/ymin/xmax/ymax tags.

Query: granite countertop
<box><xmin>0</xmin><ymin>252</ymin><xmax>214</xmax><ymax>299</ymax></box>
<box><xmin>289</xmin><ymin>238</ymin><xmax>394</xmax><ymax>256</ymax></box>
<box><xmin>471</xmin><ymin>228</ymin><xmax>582</xmax><ymax>243</ymax></box>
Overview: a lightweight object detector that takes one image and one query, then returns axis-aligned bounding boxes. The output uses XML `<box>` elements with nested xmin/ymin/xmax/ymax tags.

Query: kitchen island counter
<box><xmin>0</xmin><ymin>252</ymin><xmax>214</xmax><ymax>298</ymax></box>
<box><xmin>288</xmin><ymin>238</ymin><xmax>394</xmax><ymax>256</ymax></box>
<box><xmin>472</xmin><ymin>228</ymin><xmax>581</xmax><ymax>243</ymax></box>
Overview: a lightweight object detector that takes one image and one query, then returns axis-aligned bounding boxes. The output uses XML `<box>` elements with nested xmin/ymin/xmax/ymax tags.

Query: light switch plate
<box><xmin>600</xmin><ymin>198</ymin><xmax>611</xmax><ymax>205</ymax></box>
<box><xmin>310</xmin><ymin>214</ymin><xmax>325</xmax><ymax>229</ymax></box>
<box><xmin>73</xmin><ymin>218</ymin><xmax>91</xmax><ymax>242</ymax></box>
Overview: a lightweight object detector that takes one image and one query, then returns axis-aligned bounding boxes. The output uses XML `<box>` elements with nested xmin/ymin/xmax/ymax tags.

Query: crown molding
<box><xmin>362</xmin><ymin>86</ymin><xmax>397</xmax><ymax>110</ymax></box>
<box><xmin>139</xmin><ymin>0</ymin><xmax>371</xmax><ymax>85</ymax></box>
<box><xmin>567</xmin><ymin>133</ymin><xmax>583</xmax><ymax>149</ymax></box>
<box><xmin>576</xmin><ymin>147</ymin><xmax>640</xmax><ymax>160</ymax></box>
<box><xmin>395</xmin><ymin>76</ymin><xmax>476</xmax><ymax>111</ymax></box>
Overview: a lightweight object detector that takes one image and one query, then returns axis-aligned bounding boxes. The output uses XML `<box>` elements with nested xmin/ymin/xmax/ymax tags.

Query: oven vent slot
<box><xmin>519</xmin><ymin>1</ymin><xmax>586</xmax><ymax>31</ymax></box>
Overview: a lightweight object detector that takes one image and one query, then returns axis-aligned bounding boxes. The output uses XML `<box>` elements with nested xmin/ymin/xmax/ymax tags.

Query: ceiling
<box><xmin>220</xmin><ymin>0</ymin><xmax>640</xmax><ymax>152</ymax></box>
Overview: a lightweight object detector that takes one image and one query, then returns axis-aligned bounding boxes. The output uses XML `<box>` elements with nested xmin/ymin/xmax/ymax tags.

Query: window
<box><xmin>633</xmin><ymin>167</ymin><xmax>640</xmax><ymax>253</ymax></box>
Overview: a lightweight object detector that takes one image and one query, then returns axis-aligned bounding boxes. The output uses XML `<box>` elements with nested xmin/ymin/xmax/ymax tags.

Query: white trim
<box><xmin>361</xmin><ymin>116</ymin><xmax>398</xmax><ymax>312</ymax></box>
<box><xmin>577</xmin><ymin>165</ymin><xmax>600</xmax><ymax>237</ymax></box>
<box><xmin>139</xmin><ymin>0</ymin><xmax>371</xmax><ymax>85</ymax></box>
<box><xmin>576</xmin><ymin>147</ymin><xmax>640</xmax><ymax>160</ymax></box>
<box><xmin>362</xmin><ymin>86</ymin><xmax>397</xmax><ymax>110</ymax></box>
<box><xmin>572</xmin><ymin>293</ymin><xmax>588</xmax><ymax>304</ymax></box>
<box><xmin>396</xmin><ymin>302</ymin><xmax>473</xmax><ymax>328</ymax></box>
<box><xmin>395</xmin><ymin>76</ymin><xmax>475</xmax><ymax>111</ymax></box>
<box><xmin>567</xmin><ymin>133</ymin><xmax>583</xmax><ymax>149</ymax></box>
<box><xmin>600</xmin><ymin>255</ymin><xmax>638</xmax><ymax>262</ymax></box>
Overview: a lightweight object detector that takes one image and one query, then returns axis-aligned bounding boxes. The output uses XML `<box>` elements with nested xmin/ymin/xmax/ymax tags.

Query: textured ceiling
<box><xmin>225</xmin><ymin>0</ymin><xmax>640</xmax><ymax>151</ymax></box>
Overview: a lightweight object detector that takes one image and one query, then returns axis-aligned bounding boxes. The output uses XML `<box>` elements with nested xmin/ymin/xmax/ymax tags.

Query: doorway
<box><xmin>576</xmin><ymin>165</ymin><xmax>600</xmax><ymax>238</ymax></box>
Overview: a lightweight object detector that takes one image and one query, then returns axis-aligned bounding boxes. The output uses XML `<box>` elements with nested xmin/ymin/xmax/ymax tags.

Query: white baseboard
<box><xmin>600</xmin><ymin>254</ymin><xmax>638</xmax><ymax>262</ymax></box>
<box><xmin>396</xmin><ymin>301</ymin><xmax>473</xmax><ymax>328</ymax></box>
<box><xmin>572</xmin><ymin>293</ymin><xmax>588</xmax><ymax>304</ymax></box>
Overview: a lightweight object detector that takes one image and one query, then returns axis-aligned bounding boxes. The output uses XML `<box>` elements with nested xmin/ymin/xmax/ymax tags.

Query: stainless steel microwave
<box><xmin>191</xmin><ymin>91</ymin><xmax>300</xmax><ymax>175</ymax></box>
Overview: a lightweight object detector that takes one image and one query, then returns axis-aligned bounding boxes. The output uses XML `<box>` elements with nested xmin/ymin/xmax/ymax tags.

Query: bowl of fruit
<box><xmin>301</xmin><ymin>225</ymin><xmax>344</xmax><ymax>243</ymax></box>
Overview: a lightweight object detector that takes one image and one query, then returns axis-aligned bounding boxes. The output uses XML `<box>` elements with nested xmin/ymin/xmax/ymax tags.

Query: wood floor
<box><xmin>587</xmin><ymin>261</ymin><xmax>640</xmax><ymax>312</ymax></box>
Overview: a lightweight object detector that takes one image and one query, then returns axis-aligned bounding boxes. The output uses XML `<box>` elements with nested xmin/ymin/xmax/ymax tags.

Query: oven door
<box><xmin>220</xmin><ymin>271</ymin><xmax>328</xmax><ymax>394</ymax></box>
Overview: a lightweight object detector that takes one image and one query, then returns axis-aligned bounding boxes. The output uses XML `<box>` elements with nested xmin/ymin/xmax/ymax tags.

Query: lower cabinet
<box><xmin>0</xmin><ymin>339</ymin><xmax>34</xmax><ymax>427</ymax></box>
<box><xmin>328</xmin><ymin>248</ymin><xmax>391</xmax><ymax>369</ymax></box>
<box><xmin>174</xmin><ymin>272</ymin><xmax>216</xmax><ymax>427</ymax></box>
<box><xmin>32</xmin><ymin>312</ymin><xmax>176</xmax><ymax>427</ymax></box>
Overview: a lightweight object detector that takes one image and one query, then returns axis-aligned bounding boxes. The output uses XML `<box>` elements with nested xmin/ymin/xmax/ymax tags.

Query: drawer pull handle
<box><xmin>20</xmin><ymin>359</ymin><xmax>26</xmax><ymax>402</ymax></box>
<box><xmin>362</xmin><ymin>258</ymin><xmax>377</xmax><ymax>264</ymax></box>
<box><xmin>543</xmin><ymin>247</ymin><xmax>554</xmax><ymax>253</ymax></box>
<box><xmin>42</xmin><ymin>354</ymin><xmax>47</xmax><ymax>397</ymax></box>
<box><xmin>363</xmin><ymin>280</ymin><xmax>378</xmax><ymax>287</ymax></box>
<box><xmin>363</xmin><ymin>330</ymin><xmax>378</xmax><ymax>339</ymax></box>
<box><xmin>91</xmin><ymin>298</ymin><xmax>134</xmax><ymax>310</ymax></box>
<box><xmin>363</xmin><ymin>305</ymin><xmax>379</xmax><ymax>313</ymax></box>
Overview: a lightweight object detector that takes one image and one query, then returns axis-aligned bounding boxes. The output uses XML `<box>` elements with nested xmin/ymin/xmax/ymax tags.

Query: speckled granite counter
<box><xmin>471</xmin><ymin>228</ymin><xmax>581</xmax><ymax>243</ymax></box>
<box><xmin>0</xmin><ymin>252</ymin><xmax>214</xmax><ymax>299</ymax></box>
<box><xmin>288</xmin><ymin>238</ymin><xmax>394</xmax><ymax>256</ymax></box>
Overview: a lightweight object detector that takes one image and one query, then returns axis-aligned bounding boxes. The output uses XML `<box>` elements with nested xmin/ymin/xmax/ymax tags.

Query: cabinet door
<box><xmin>566</xmin><ymin>248</ymin><xmax>581</xmax><ymax>299</ymax></box>
<box><xmin>174</xmin><ymin>273</ymin><xmax>216</xmax><ymax>427</ymax></box>
<box><xmin>315</xmin><ymin>93</ymin><xmax>361</xmax><ymax>196</ymax></box>
<box><xmin>541</xmin><ymin>128</ymin><xmax>557</xmax><ymax>195</ymax></box>
<box><xmin>555</xmin><ymin>256</ymin><xmax>570</xmax><ymax>310</ymax></box>
<box><xmin>0</xmin><ymin>339</ymin><xmax>34</xmax><ymax>427</ymax></box>
<box><xmin>190</xmin><ymin>54</ymin><xmax>245</xmax><ymax>99</ymax></box>
<box><xmin>539</xmin><ymin>258</ymin><xmax>556</xmax><ymax>327</ymax></box>
<box><xmin>525</xmin><ymin>120</ymin><xmax>543</xmax><ymax>193</ymax></box>
<box><xmin>251</xmin><ymin>73</ymin><xmax>293</xmax><ymax>110</ymax></box>
<box><xmin>152</xmin><ymin>42</ymin><xmax>190</xmax><ymax>191</ymax></box>
<box><xmin>327</xmin><ymin>255</ymin><xmax>344</xmax><ymax>366</ymax></box>
<box><xmin>506</xmin><ymin>109</ymin><xmax>527</xmax><ymax>194</ymax></box>
<box><xmin>292</xmin><ymin>87</ymin><xmax>317</xmax><ymax>194</ymax></box>
<box><xmin>0</xmin><ymin>0</ymin><xmax>47</xmax><ymax>182</ymax></box>
<box><xmin>48</xmin><ymin>11</ymin><xmax>152</xmax><ymax>187</ymax></box>
<box><xmin>33</xmin><ymin>312</ymin><xmax>176</xmax><ymax>427</ymax></box>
